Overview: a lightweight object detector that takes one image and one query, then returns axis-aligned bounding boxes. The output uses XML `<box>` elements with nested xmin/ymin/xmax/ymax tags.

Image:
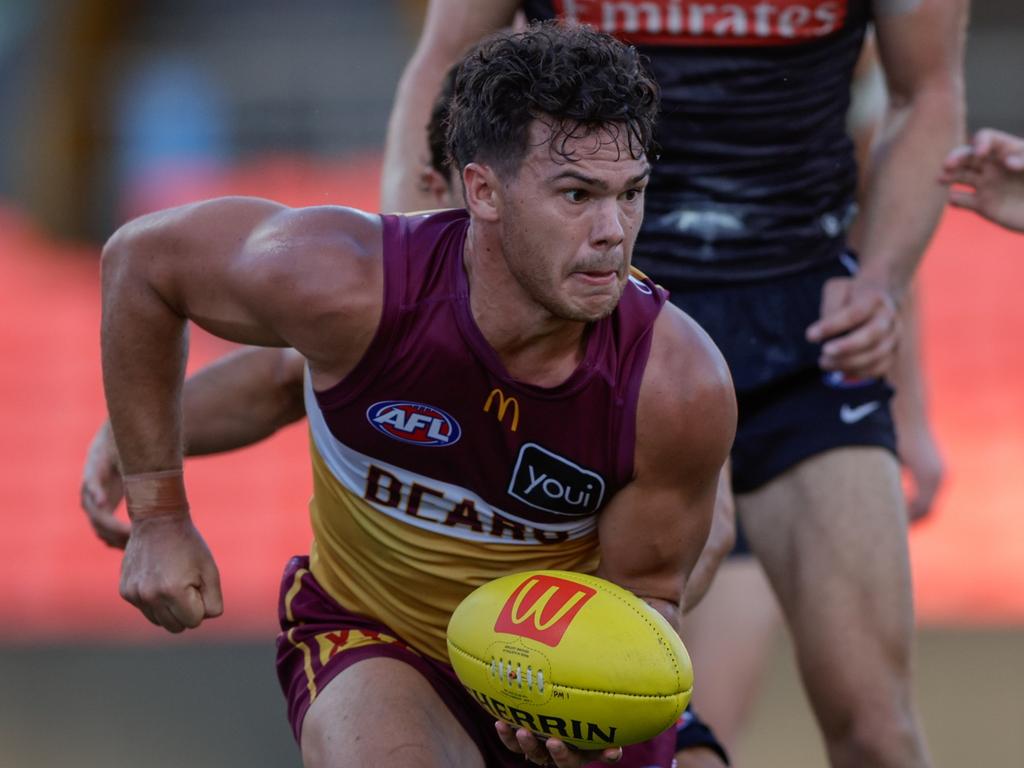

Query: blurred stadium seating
<box><xmin>0</xmin><ymin>2</ymin><xmax>1021</xmax><ymax>766</ymax></box>
<box><xmin>2</xmin><ymin>161</ymin><xmax>1022</xmax><ymax>640</ymax></box>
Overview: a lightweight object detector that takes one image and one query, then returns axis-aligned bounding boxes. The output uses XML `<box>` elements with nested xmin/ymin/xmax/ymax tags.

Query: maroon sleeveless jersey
<box><xmin>302</xmin><ymin>208</ymin><xmax>667</xmax><ymax>660</ymax></box>
<box><xmin>309</xmin><ymin>207</ymin><xmax>667</xmax><ymax>538</ymax></box>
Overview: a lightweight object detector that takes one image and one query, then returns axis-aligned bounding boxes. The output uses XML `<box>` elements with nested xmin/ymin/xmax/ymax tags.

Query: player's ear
<box><xmin>419</xmin><ymin>167</ymin><xmax>453</xmax><ymax>208</ymax></box>
<box><xmin>463</xmin><ymin>163</ymin><xmax>500</xmax><ymax>222</ymax></box>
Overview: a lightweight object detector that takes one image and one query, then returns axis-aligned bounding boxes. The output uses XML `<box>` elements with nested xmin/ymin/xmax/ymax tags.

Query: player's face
<box><xmin>498</xmin><ymin>119</ymin><xmax>649</xmax><ymax>322</ymax></box>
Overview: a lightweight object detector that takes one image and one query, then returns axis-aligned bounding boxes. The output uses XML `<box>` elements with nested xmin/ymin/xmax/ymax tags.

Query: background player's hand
<box><xmin>495</xmin><ymin>722</ymin><xmax>622</xmax><ymax>767</ymax></box>
<box><xmin>80</xmin><ymin>420</ymin><xmax>130</xmax><ymax>548</ymax></box>
<box><xmin>806</xmin><ymin>276</ymin><xmax>899</xmax><ymax>379</ymax></box>
<box><xmin>897</xmin><ymin>421</ymin><xmax>945</xmax><ymax>522</ymax></box>
<box><xmin>120</xmin><ymin>514</ymin><xmax>223</xmax><ymax>633</ymax></box>
<box><xmin>939</xmin><ymin>128</ymin><xmax>1024</xmax><ymax>233</ymax></box>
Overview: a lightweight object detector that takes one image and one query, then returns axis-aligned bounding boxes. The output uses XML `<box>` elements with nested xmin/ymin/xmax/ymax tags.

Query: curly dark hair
<box><xmin>447</xmin><ymin>21</ymin><xmax>659</xmax><ymax>179</ymax></box>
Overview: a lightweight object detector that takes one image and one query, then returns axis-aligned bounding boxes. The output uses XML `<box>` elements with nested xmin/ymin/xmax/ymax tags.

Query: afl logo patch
<box><xmin>367</xmin><ymin>401</ymin><xmax>461</xmax><ymax>447</ymax></box>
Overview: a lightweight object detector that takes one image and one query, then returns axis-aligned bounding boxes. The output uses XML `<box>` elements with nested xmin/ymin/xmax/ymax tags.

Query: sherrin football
<box><xmin>446</xmin><ymin>570</ymin><xmax>693</xmax><ymax>750</ymax></box>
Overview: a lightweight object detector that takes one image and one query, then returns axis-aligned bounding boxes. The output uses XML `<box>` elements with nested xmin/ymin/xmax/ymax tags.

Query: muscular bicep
<box><xmin>596</xmin><ymin>308</ymin><xmax>736</xmax><ymax>615</ymax></box>
<box><xmin>102</xmin><ymin>197</ymin><xmax>382</xmax><ymax>378</ymax></box>
<box><xmin>103</xmin><ymin>197</ymin><xmax>286</xmax><ymax>342</ymax></box>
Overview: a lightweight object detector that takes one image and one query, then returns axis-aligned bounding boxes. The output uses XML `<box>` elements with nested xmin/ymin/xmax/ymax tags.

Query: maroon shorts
<box><xmin>275</xmin><ymin>555</ymin><xmax>677</xmax><ymax>767</ymax></box>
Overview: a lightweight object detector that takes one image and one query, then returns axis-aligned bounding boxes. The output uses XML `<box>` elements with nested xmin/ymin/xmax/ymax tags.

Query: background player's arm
<box><xmin>597</xmin><ymin>307</ymin><xmax>737</xmax><ymax>630</ymax></box>
<box><xmin>808</xmin><ymin>0</ymin><xmax>967</xmax><ymax>377</ymax></box>
<box><xmin>888</xmin><ymin>286</ymin><xmax>945</xmax><ymax>521</ymax></box>
<box><xmin>845</xmin><ymin>34</ymin><xmax>945</xmax><ymax>521</ymax></box>
<box><xmin>81</xmin><ymin>347</ymin><xmax>306</xmax><ymax>548</ymax></box>
<box><xmin>180</xmin><ymin>347</ymin><xmax>307</xmax><ymax>455</ymax></box>
<box><xmin>100</xmin><ymin>197</ymin><xmax>381</xmax><ymax>632</ymax></box>
<box><xmin>859</xmin><ymin>0</ymin><xmax>967</xmax><ymax>290</ymax></box>
<box><xmin>380</xmin><ymin>0</ymin><xmax>517</xmax><ymax>211</ymax></box>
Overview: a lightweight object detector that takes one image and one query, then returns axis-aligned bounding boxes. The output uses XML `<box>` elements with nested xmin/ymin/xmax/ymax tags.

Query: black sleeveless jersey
<box><xmin>521</xmin><ymin>0</ymin><xmax>871</xmax><ymax>281</ymax></box>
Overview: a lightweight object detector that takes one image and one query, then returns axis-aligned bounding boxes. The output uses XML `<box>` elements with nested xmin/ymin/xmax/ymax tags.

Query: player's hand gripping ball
<box><xmin>446</xmin><ymin>570</ymin><xmax>693</xmax><ymax>750</ymax></box>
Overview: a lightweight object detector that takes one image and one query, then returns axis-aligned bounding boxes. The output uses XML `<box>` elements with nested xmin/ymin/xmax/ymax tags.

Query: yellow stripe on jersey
<box><xmin>307</xmin><ymin>438</ymin><xmax>600</xmax><ymax>662</ymax></box>
<box><xmin>285</xmin><ymin>625</ymin><xmax>318</xmax><ymax>704</ymax></box>
<box><xmin>282</xmin><ymin>567</ymin><xmax>318</xmax><ymax>702</ymax></box>
<box><xmin>629</xmin><ymin>265</ymin><xmax>651</xmax><ymax>281</ymax></box>
<box><xmin>284</xmin><ymin>565</ymin><xmax>306</xmax><ymax>624</ymax></box>
<box><xmin>313</xmin><ymin>628</ymin><xmax>417</xmax><ymax>667</ymax></box>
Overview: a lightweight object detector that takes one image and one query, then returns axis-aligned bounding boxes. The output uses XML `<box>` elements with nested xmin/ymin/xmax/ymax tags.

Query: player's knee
<box><xmin>298</xmin><ymin>714</ymin><xmax>334</xmax><ymax>768</ymax></box>
<box><xmin>299</xmin><ymin>731</ymin><xmax>329</xmax><ymax>768</ymax></box>
<box><xmin>822</xmin><ymin>698</ymin><xmax>923</xmax><ymax>768</ymax></box>
<box><xmin>300</xmin><ymin>698</ymin><xmax>358</xmax><ymax>768</ymax></box>
<box><xmin>847</xmin><ymin>717</ymin><xmax>922</xmax><ymax>768</ymax></box>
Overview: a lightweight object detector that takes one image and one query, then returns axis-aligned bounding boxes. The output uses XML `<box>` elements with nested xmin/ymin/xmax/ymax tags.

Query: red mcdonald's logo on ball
<box><xmin>494</xmin><ymin>574</ymin><xmax>597</xmax><ymax>647</ymax></box>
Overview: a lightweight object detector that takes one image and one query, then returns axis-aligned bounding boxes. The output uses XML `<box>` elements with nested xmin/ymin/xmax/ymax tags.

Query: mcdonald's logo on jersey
<box><xmin>483</xmin><ymin>388</ymin><xmax>520</xmax><ymax>432</ymax></box>
<box><xmin>493</xmin><ymin>574</ymin><xmax>597</xmax><ymax>647</ymax></box>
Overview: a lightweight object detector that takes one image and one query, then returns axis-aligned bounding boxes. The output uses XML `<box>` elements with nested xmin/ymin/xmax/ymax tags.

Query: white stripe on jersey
<box><xmin>304</xmin><ymin>375</ymin><xmax>597</xmax><ymax>545</ymax></box>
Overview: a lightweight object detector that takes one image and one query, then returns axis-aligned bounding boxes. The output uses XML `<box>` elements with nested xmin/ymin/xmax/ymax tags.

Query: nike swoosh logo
<box><xmin>840</xmin><ymin>401</ymin><xmax>881</xmax><ymax>424</ymax></box>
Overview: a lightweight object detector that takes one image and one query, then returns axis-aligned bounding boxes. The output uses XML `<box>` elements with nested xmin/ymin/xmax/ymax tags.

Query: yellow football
<box><xmin>446</xmin><ymin>570</ymin><xmax>693</xmax><ymax>750</ymax></box>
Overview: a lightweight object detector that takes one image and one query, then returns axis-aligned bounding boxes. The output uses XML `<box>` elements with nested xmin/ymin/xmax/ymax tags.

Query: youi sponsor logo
<box><xmin>508</xmin><ymin>443</ymin><xmax>606</xmax><ymax>517</ymax></box>
<box><xmin>366</xmin><ymin>401</ymin><xmax>461</xmax><ymax>447</ymax></box>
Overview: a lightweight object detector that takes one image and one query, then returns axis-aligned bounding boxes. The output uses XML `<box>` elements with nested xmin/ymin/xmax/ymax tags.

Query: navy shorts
<box><xmin>665</xmin><ymin>253</ymin><xmax>897</xmax><ymax>496</ymax></box>
<box><xmin>275</xmin><ymin>556</ymin><xmax>678</xmax><ymax>767</ymax></box>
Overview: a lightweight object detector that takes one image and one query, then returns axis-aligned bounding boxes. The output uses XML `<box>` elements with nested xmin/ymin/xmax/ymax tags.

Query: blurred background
<box><xmin>0</xmin><ymin>1</ymin><xmax>1021</xmax><ymax>766</ymax></box>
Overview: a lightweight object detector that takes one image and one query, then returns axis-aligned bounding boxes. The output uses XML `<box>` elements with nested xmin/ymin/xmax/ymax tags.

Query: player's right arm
<box><xmin>807</xmin><ymin>0</ymin><xmax>968</xmax><ymax>378</ymax></box>
<box><xmin>81</xmin><ymin>347</ymin><xmax>306</xmax><ymax>549</ymax></box>
<box><xmin>100</xmin><ymin>197</ymin><xmax>382</xmax><ymax>632</ymax></box>
<box><xmin>844</xmin><ymin>37</ymin><xmax>945</xmax><ymax>521</ymax></box>
<box><xmin>380</xmin><ymin>0</ymin><xmax>517</xmax><ymax>211</ymax></box>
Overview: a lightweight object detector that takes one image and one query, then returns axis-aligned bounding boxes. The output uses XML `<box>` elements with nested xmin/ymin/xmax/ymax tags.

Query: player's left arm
<box><xmin>808</xmin><ymin>0</ymin><xmax>968</xmax><ymax>378</ymax></box>
<box><xmin>597</xmin><ymin>305</ymin><xmax>737</xmax><ymax>631</ymax></box>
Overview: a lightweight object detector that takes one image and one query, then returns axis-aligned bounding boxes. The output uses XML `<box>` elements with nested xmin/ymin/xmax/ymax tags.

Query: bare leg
<box><xmin>681</xmin><ymin>556</ymin><xmax>781</xmax><ymax>754</ymax></box>
<box><xmin>300</xmin><ymin>657</ymin><xmax>486</xmax><ymax>768</ymax></box>
<box><xmin>739</xmin><ymin>447</ymin><xmax>931</xmax><ymax>768</ymax></box>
